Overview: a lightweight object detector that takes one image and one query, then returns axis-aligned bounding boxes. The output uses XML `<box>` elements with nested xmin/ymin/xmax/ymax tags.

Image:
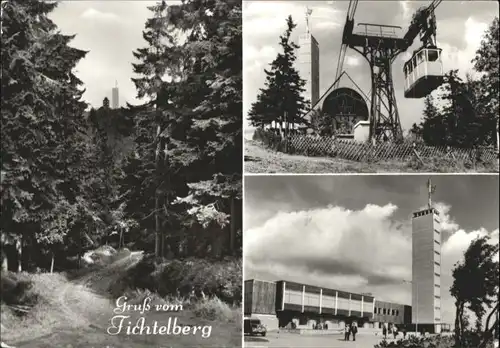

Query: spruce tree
<box><xmin>420</xmin><ymin>95</ymin><xmax>446</xmax><ymax>146</ymax></box>
<box><xmin>166</xmin><ymin>0</ymin><xmax>242</xmax><ymax>256</ymax></box>
<box><xmin>131</xmin><ymin>0</ymin><xmax>181</xmax><ymax>257</ymax></box>
<box><xmin>1</xmin><ymin>0</ymin><xmax>93</xmax><ymax>270</ymax></box>
<box><xmin>248</xmin><ymin>15</ymin><xmax>308</xmax><ymax>131</ymax></box>
<box><xmin>473</xmin><ymin>17</ymin><xmax>499</xmax><ymax>147</ymax></box>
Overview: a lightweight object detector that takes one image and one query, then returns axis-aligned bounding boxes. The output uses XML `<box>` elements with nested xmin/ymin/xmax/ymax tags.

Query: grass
<box><xmin>245</xmin><ymin>139</ymin><xmax>499</xmax><ymax>173</ymax></box>
<box><xmin>1</xmin><ymin>252</ymin><xmax>242</xmax><ymax>348</ymax></box>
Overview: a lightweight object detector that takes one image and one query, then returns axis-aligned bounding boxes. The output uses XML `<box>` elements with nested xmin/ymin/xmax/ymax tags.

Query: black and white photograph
<box><xmin>243</xmin><ymin>175</ymin><xmax>499</xmax><ymax>347</ymax></box>
<box><xmin>1</xmin><ymin>1</ymin><xmax>242</xmax><ymax>347</ymax></box>
<box><xmin>243</xmin><ymin>0</ymin><xmax>499</xmax><ymax>173</ymax></box>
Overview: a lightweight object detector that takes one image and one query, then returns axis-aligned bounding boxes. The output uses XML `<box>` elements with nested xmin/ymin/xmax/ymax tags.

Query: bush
<box><xmin>0</xmin><ymin>271</ymin><xmax>38</xmax><ymax>307</ymax></box>
<box><xmin>373</xmin><ymin>334</ymin><xmax>496</xmax><ymax>348</ymax></box>
<box><xmin>192</xmin><ymin>297</ymin><xmax>238</xmax><ymax>322</ymax></box>
<box><xmin>110</xmin><ymin>256</ymin><xmax>242</xmax><ymax>305</ymax></box>
<box><xmin>253</xmin><ymin>128</ymin><xmax>285</xmax><ymax>151</ymax></box>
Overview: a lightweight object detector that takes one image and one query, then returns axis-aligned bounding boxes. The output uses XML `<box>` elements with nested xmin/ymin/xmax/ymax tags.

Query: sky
<box><xmin>243</xmin><ymin>0</ymin><xmax>499</xmax><ymax>136</ymax></box>
<box><xmin>244</xmin><ymin>175</ymin><xmax>499</xmax><ymax>324</ymax></box>
<box><xmin>49</xmin><ymin>1</ymin><xmax>167</xmax><ymax>109</ymax></box>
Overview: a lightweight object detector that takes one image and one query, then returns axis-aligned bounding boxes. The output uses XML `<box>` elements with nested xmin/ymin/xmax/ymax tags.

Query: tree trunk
<box><xmin>16</xmin><ymin>236</ymin><xmax>22</xmax><ymax>272</ymax></box>
<box><xmin>155</xmin><ymin>124</ymin><xmax>161</xmax><ymax>258</ymax></box>
<box><xmin>229</xmin><ymin>197</ymin><xmax>236</xmax><ymax>255</ymax></box>
<box><xmin>455</xmin><ymin>300</ymin><xmax>462</xmax><ymax>346</ymax></box>
<box><xmin>119</xmin><ymin>228</ymin><xmax>123</xmax><ymax>249</ymax></box>
<box><xmin>1</xmin><ymin>249</ymin><xmax>8</xmax><ymax>272</ymax></box>
<box><xmin>50</xmin><ymin>252</ymin><xmax>54</xmax><ymax>273</ymax></box>
<box><xmin>496</xmin><ymin>117</ymin><xmax>499</xmax><ymax>168</ymax></box>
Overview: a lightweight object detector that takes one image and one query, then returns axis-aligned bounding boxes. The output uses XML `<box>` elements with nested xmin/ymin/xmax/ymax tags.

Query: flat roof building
<box><xmin>244</xmin><ymin>279</ymin><xmax>411</xmax><ymax>332</ymax></box>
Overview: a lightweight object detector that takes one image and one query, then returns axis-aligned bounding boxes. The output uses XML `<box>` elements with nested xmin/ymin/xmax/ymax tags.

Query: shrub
<box><xmin>0</xmin><ymin>271</ymin><xmax>38</xmax><ymax>307</ymax></box>
<box><xmin>192</xmin><ymin>297</ymin><xmax>239</xmax><ymax>322</ymax></box>
<box><xmin>110</xmin><ymin>256</ymin><xmax>242</xmax><ymax>305</ymax></box>
<box><xmin>253</xmin><ymin>128</ymin><xmax>285</xmax><ymax>151</ymax></box>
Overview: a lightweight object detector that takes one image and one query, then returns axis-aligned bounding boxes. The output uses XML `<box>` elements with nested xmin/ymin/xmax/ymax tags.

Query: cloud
<box><xmin>245</xmin><ymin>202</ymin><xmax>499</xmax><ymax>323</ymax></box>
<box><xmin>81</xmin><ymin>8</ymin><xmax>119</xmax><ymax>22</ymax></box>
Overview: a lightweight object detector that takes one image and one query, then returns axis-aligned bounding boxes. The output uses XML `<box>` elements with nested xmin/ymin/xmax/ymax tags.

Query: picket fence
<box><xmin>257</xmin><ymin>131</ymin><xmax>497</xmax><ymax>163</ymax></box>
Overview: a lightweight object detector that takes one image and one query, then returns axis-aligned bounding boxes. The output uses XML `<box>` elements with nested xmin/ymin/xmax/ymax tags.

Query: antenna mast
<box><xmin>305</xmin><ymin>7</ymin><xmax>313</xmax><ymax>34</ymax></box>
<box><xmin>427</xmin><ymin>178</ymin><xmax>436</xmax><ymax>209</ymax></box>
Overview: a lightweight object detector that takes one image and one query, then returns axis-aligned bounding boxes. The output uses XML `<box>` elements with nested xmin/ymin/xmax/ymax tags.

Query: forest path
<box><xmin>5</xmin><ymin>251</ymin><xmax>240</xmax><ymax>348</ymax></box>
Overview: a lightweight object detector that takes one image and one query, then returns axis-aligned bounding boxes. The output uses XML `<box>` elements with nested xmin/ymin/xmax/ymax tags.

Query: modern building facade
<box><xmin>297</xmin><ymin>32</ymin><xmax>320</xmax><ymax>108</ymax></box>
<box><xmin>244</xmin><ymin>279</ymin><xmax>411</xmax><ymax>331</ymax></box>
<box><xmin>111</xmin><ymin>84</ymin><xmax>119</xmax><ymax>109</ymax></box>
<box><xmin>412</xmin><ymin>206</ymin><xmax>442</xmax><ymax>333</ymax></box>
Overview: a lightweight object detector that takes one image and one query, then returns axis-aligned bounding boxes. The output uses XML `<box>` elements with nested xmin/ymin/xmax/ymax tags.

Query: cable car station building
<box><xmin>244</xmin><ymin>279</ymin><xmax>412</xmax><ymax>332</ymax></box>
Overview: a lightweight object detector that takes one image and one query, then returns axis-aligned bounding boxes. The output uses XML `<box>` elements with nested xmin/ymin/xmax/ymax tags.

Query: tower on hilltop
<box><xmin>112</xmin><ymin>80</ymin><xmax>119</xmax><ymax>109</ymax></box>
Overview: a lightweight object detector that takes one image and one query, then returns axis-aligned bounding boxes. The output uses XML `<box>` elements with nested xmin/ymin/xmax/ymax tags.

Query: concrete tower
<box><xmin>112</xmin><ymin>80</ymin><xmax>119</xmax><ymax>109</ymax></box>
<box><xmin>411</xmin><ymin>178</ymin><xmax>442</xmax><ymax>334</ymax></box>
<box><xmin>297</xmin><ymin>7</ymin><xmax>320</xmax><ymax>108</ymax></box>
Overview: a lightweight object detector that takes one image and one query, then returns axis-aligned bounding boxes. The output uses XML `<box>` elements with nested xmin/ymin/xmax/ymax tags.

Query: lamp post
<box><xmin>404</xmin><ymin>280</ymin><xmax>418</xmax><ymax>336</ymax></box>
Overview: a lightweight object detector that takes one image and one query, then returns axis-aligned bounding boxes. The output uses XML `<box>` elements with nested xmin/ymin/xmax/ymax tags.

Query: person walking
<box><xmin>344</xmin><ymin>323</ymin><xmax>351</xmax><ymax>341</ymax></box>
<box><xmin>351</xmin><ymin>322</ymin><xmax>358</xmax><ymax>341</ymax></box>
<box><xmin>393</xmin><ymin>325</ymin><xmax>398</xmax><ymax>339</ymax></box>
<box><xmin>402</xmin><ymin>326</ymin><xmax>407</xmax><ymax>339</ymax></box>
<box><xmin>382</xmin><ymin>323</ymin><xmax>387</xmax><ymax>339</ymax></box>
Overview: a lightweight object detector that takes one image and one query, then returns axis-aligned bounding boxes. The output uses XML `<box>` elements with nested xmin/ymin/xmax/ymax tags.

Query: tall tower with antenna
<box><xmin>411</xmin><ymin>178</ymin><xmax>442</xmax><ymax>334</ymax></box>
<box><xmin>297</xmin><ymin>6</ymin><xmax>320</xmax><ymax>109</ymax></box>
<box><xmin>111</xmin><ymin>80</ymin><xmax>119</xmax><ymax>109</ymax></box>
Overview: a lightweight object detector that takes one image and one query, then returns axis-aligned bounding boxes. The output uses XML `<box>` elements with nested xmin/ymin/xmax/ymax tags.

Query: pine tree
<box><xmin>166</xmin><ymin>0</ymin><xmax>242</xmax><ymax>257</ymax></box>
<box><xmin>131</xmin><ymin>0</ymin><xmax>181</xmax><ymax>258</ymax></box>
<box><xmin>473</xmin><ymin>17</ymin><xmax>499</xmax><ymax>148</ymax></box>
<box><xmin>439</xmin><ymin>70</ymin><xmax>482</xmax><ymax>147</ymax></box>
<box><xmin>420</xmin><ymin>95</ymin><xmax>446</xmax><ymax>146</ymax></box>
<box><xmin>248</xmin><ymin>16</ymin><xmax>308</xmax><ymax>131</ymax></box>
<box><xmin>1</xmin><ymin>0</ymin><xmax>93</xmax><ymax>270</ymax></box>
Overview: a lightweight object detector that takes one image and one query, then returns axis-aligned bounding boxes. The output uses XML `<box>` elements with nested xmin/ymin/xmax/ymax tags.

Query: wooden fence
<box><xmin>254</xmin><ymin>129</ymin><xmax>498</xmax><ymax>163</ymax></box>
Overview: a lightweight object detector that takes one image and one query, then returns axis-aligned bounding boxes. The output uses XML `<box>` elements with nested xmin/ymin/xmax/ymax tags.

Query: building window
<box><xmin>435</xmin><ymin>306</ymin><xmax>440</xmax><ymax>310</ymax></box>
<box><xmin>434</xmin><ymin>229</ymin><xmax>440</xmax><ymax>234</ymax></box>
<box><xmin>383</xmin><ymin>308</ymin><xmax>386</xmax><ymax>315</ymax></box>
<box><xmin>435</xmin><ymin>261</ymin><xmax>440</xmax><ymax>266</ymax></box>
<box><xmin>435</xmin><ymin>284</ymin><xmax>440</xmax><ymax>288</ymax></box>
<box><xmin>435</xmin><ymin>273</ymin><xmax>440</xmax><ymax>277</ymax></box>
<box><xmin>435</xmin><ymin>250</ymin><xmax>440</xmax><ymax>256</ymax></box>
<box><xmin>392</xmin><ymin>309</ymin><xmax>396</xmax><ymax>316</ymax></box>
<box><xmin>434</xmin><ymin>295</ymin><xmax>441</xmax><ymax>299</ymax></box>
<box><xmin>435</xmin><ymin>318</ymin><xmax>441</xmax><ymax>321</ymax></box>
<box><xmin>434</xmin><ymin>240</ymin><xmax>440</xmax><ymax>245</ymax></box>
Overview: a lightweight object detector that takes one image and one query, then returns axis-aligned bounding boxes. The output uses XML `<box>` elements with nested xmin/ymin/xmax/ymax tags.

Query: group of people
<box><xmin>382</xmin><ymin>323</ymin><xmax>406</xmax><ymax>339</ymax></box>
<box><xmin>343</xmin><ymin>322</ymin><xmax>359</xmax><ymax>341</ymax></box>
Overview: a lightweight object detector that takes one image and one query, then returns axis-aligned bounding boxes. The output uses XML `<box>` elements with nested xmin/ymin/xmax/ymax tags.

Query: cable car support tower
<box><xmin>336</xmin><ymin>0</ymin><xmax>443</xmax><ymax>142</ymax></box>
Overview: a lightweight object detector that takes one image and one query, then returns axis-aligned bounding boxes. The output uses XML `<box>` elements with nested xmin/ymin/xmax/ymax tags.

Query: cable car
<box><xmin>403</xmin><ymin>46</ymin><xmax>443</xmax><ymax>98</ymax></box>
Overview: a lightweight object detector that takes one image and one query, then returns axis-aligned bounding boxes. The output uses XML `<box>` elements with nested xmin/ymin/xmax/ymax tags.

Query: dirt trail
<box><xmin>4</xmin><ymin>251</ymin><xmax>240</xmax><ymax>348</ymax></box>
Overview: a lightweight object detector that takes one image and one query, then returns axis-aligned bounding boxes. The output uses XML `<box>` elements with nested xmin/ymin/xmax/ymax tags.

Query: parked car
<box><xmin>244</xmin><ymin>317</ymin><xmax>267</xmax><ymax>336</ymax></box>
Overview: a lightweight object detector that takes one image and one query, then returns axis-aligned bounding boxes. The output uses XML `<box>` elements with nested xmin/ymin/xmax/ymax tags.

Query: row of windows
<box><xmin>374</xmin><ymin>308</ymin><xmax>400</xmax><ymax>316</ymax></box>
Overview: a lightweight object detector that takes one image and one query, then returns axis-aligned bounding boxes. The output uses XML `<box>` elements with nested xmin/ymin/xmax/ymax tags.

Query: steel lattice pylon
<box><xmin>360</xmin><ymin>45</ymin><xmax>403</xmax><ymax>142</ymax></box>
<box><xmin>347</xmin><ymin>23</ymin><xmax>405</xmax><ymax>142</ymax></box>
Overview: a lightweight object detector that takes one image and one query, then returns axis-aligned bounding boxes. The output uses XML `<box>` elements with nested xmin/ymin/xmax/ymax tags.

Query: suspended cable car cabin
<box><xmin>403</xmin><ymin>47</ymin><xmax>443</xmax><ymax>98</ymax></box>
